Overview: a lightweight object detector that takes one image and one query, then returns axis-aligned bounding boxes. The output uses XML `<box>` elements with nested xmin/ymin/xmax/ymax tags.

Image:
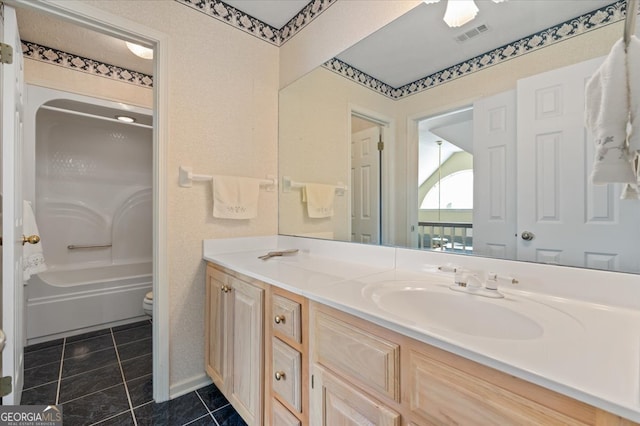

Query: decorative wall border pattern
<box><xmin>22</xmin><ymin>41</ymin><xmax>154</xmax><ymax>88</ymax></box>
<box><xmin>322</xmin><ymin>0</ymin><xmax>625</xmax><ymax>100</ymax></box>
<box><xmin>174</xmin><ymin>0</ymin><xmax>336</xmax><ymax>46</ymax></box>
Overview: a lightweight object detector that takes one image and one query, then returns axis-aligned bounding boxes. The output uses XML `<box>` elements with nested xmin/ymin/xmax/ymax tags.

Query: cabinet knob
<box><xmin>274</xmin><ymin>371</ymin><xmax>286</xmax><ymax>381</ymax></box>
<box><xmin>221</xmin><ymin>285</ymin><xmax>231</xmax><ymax>293</ymax></box>
<box><xmin>274</xmin><ymin>315</ymin><xmax>285</xmax><ymax>324</ymax></box>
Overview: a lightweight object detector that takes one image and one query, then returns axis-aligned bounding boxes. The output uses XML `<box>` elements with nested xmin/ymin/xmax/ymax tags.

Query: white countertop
<box><xmin>203</xmin><ymin>236</ymin><xmax>640</xmax><ymax>422</ymax></box>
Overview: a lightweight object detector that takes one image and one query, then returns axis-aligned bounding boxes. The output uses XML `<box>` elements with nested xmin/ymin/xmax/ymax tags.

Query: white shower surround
<box><xmin>24</xmin><ymin>85</ymin><xmax>153</xmax><ymax>343</ymax></box>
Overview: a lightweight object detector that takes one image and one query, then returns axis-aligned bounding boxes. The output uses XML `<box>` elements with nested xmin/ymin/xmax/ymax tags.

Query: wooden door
<box><xmin>229</xmin><ymin>276</ymin><xmax>264</xmax><ymax>426</ymax></box>
<box><xmin>309</xmin><ymin>364</ymin><xmax>400</xmax><ymax>426</ymax></box>
<box><xmin>351</xmin><ymin>126</ymin><xmax>381</xmax><ymax>244</ymax></box>
<box><xmin>473</xmin><ymin>89</ymin><xmax>518</xmax><ymax>260</ymax></box>
<box><xmin>1</xmin><ymin>4</ymin><xmax>25</xmax><ymax>404</ymax></box>
<box><xmin>205</xmin><ymin>267</ymin><xmax>227</xmax><ymax>390</ymax></box>
<box><xmin>517</xmin><ymin>57</ymin><xmax>640</xmax><ymax>272</ymax></box>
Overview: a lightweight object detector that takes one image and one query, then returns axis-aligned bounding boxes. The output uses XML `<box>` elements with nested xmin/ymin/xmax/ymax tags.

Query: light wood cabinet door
<box><xmin>205</xmin><ymin>264</ymin><xmax>264</xmax><ymax>426</ymax></box>
<box><xmin>310</xmin><ymin>364</ymin><xmax>401</xmax><ymax>426</ymax></box>
<box><xmin>314</xmin><ymin>310</ymin><xmax>400</xmax><ymax>401</ymax></box>
<box><xmin>408</xmin><ymin>349</ymin><xmax>588</xmax><ymax>426</ymax></box>
<box><xmin>228</xmin><ymin>276</ymin><xmax>264</xmax><ymax>426</ymax></box>
<box><xmin>205</xmin><ymin>265</ymin><xmax>228</xmax><ymax>389</ymax></box>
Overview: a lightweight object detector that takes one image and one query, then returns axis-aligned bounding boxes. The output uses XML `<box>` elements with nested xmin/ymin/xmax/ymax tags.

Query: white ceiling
<box><xmin>337</xmin><ymin>0</ymin><xmax>612</xmax><ymax>88</ymax></box>
<box><xmin>223</xmin><ymin>0</ymin><xmax>309</xmax><ymax>28</ymax></box>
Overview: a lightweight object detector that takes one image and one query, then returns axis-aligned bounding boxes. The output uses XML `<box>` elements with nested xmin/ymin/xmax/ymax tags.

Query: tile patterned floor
<box><xmin>22</xmin><ymin>320</ymin><xmax>246</xmax><ymax>426</ymax></box>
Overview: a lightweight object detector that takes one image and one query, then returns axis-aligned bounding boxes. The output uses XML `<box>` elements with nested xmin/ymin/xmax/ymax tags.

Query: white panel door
<box><xmin>473</xmin><ymin>90</ymin><xmax>517</xmax><ymax>260</ymax></box>
<box><xmin>1</xmin><ymin>4</ymin><xmax>25</xmax><ymax>404</ymax></box>
<box><xmin>351</xmin><ymin>127</ymin><xmax>381</xmax><ymax>244</ymax></box>
<box><xmin>517</xmin><ymin>57</ymin><xmax>640</xmax><ymax>272</ymax></box>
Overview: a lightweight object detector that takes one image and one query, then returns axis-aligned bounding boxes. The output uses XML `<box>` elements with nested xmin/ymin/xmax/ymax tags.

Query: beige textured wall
<box><xmin>279</xmin><ymin>67</ymin><xmax>397</xmax><ymax>240</ymax></box>
<box><xmin>24</xmin><ymin>60</ymin><xmax>153</xmax><ymax>108</ymax></box>
<box><xmin>76</xmin><ymin>0</ymin><xmax>279</xmax><ymax>389</ymax></box>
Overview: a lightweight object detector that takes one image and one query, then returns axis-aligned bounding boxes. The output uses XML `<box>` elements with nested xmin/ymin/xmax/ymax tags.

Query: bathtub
<box><xmin>26</xmin><ymin>261</ymin><xmax>152</xmax><ymax>343</ymax></box>
<box><xmin>24</xmin><ymin>85</ymin><xmax>153</xmax><ymax>344</ymax></box>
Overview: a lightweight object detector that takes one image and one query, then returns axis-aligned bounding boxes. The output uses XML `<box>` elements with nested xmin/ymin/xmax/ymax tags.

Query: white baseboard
<box><xmin>169</xmin><ymin>373</ymin><xmax>212</xmax><ymax>399</ymax></box>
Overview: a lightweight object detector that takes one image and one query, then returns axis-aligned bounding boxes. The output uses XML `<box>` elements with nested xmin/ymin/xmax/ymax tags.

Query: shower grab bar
<box><xmin>281</xmin><ymin>176</ymin><xmax>347</xmax><ymax>196</ymax></box>
<box><xmin>178</xmin><ymin>166</ymin><xmax>278</xmax><ymax>192</ymax></box>
<box><xmin>67</xmin><ymin>244</ymin><xmax>112</xmax><ymax>250</ymax></box>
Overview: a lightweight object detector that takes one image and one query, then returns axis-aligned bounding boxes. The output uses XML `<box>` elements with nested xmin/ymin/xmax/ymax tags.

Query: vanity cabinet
<box><xmin>205</xmin><ymin>263</ymin><xmax>265</xmax><ymax>426</ymax></box>
<box><xmin>205</xmin><ymin>261</ymin><xmax>638</xmax><ymax>425</ymax></box>
<box><xmin>309</xmin><ymin>302</ymin><xmax>638</xmax><ymax>426</ymax></box>
<box><xmin>267</xmin><ymin>287</ymin><xmax>309</xmax><ymax>426</ymax></box>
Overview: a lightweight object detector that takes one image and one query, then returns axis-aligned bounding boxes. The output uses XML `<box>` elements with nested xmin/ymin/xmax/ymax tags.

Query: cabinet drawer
<box><xmin>314</xmin><ymin>311</ymin><xmax>400</xmax><ymax>401</ymax></box>
<box><xmin>272</xmin><ymin>294</ymin><xmax>302</xmax><ymax>343</ymax></box>
<box><xmin>311</xmin><ymin>364</ymin><xmax>400</xmax><ymax>426</ymax></box>
<box><xmin>408</xmin><ymin>349</ymin><xmax>587</xmax><ymax>425</ymax></box>
<box><xmin>272</xmin><ymin>337</ymin><xmax>302</xmax><ymax>412</ymax></box>
<box><xmin>272</xmin><ymin>399</ymin><xmax>301</xmax><ymax>426</ymax></box>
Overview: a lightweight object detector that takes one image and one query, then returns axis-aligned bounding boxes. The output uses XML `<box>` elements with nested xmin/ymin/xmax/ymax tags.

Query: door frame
<box><xmin>406</xmin><ymin>103</ymin><xmax>476</xmax><ymax>249</ymax></box>
<box><xmin>4</xmin><ymin>0</ymin><xmax>170</xmax><ymax>402</ymax></box>
<box><xmin>348</xmin><ymin>104</ymin><xmax>394</xmax><ymax>246</ymax></box>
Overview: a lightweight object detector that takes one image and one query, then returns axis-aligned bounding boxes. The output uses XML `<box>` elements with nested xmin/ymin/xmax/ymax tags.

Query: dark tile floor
<box><xmin>22</xmin><ymin>320</ymin><xmax>246</xmax><ymax>426</ymax></box>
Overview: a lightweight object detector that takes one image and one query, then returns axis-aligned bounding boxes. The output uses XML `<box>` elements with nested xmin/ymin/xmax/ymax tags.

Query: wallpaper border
<box><xmin>22</xmin><ymin>40</ymin><xmax>154</xmax><ymax>89</ymax></box>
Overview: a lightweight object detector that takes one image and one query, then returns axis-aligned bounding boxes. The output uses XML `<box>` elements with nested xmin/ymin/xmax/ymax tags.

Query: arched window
<box><xmin>421</xmin><ymin>169</ymin><xmax>473</xmax><ymax>209</ymax></box>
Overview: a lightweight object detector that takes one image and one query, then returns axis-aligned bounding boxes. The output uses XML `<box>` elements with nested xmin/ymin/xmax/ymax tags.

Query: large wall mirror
<box><xmin>279</xmin><ymin>0</ymin><xmax>640</xmax><ymax>274</ymax></box>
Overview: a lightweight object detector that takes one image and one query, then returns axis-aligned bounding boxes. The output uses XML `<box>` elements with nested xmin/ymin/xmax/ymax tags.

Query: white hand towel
<box><xmin>627</xmin><ymin>35</ymin><xmax>640</xmax><ymax>154</ymax></box>
<box><xmin>302</xmin><ymin>183</ymin><xmax>336</xmax><ymax>218</ymax></box>
<box><xmin>212</xmin><ymin>176</ymin><xmax>261</xmax><ymax>219</ymax></box>
<box><xmin>23</xmin><ymin>200</ymin><xmax>47</xmax><ymax>281</ymax></box>
<box><xmin>585</xmin><ymin>38</ymin><xmax>636</xmax><ymax>184</ymax></box>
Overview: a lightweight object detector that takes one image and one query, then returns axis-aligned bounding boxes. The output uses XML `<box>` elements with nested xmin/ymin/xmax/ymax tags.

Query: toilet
<box><xmin>143</xmin><ymin>291</ymin><xmax>153</xmax><ymax>317</ymax></box>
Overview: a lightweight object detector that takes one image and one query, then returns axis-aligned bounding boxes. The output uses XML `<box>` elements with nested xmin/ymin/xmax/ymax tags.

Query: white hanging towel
<box><xmin>627</xmin><ymin>35</ymin><xmax>640</xmax><ymax>153</ymax></box>
<box><xmin>585</xmin><ymin>38</ymin><xmax>637</xmax><ymax>184</ymax></box>
<box><xmin>212</xmin><ymin>176</ymin><xmax>261</xmax><ymax>219</ymax></box>
<box><xmin>302</xmin><ymin>183</ymin><xmax>335</xmax><ymax>218</ymax></box>
<box><xmin>23</xmin><ymin>200</ymin><xmax>47</xmax><ymax>281</ymax></box>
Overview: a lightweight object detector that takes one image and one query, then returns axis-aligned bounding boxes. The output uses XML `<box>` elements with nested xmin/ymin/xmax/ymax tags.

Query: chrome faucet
<box><xmin>438</xmin><ymin>266</ymin><xmax>518</xmax><ymax>299</ymax></box>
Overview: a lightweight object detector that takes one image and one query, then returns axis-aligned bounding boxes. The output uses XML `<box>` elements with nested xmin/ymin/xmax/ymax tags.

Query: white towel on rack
<box><xmin>23</xmin><ymin>200</ymin><xmax>47</xmax><ymax>281</ymax></box>
<box><xmin>627</xmin><ymin>35</ymin><xmax>640</xmax><ymax>154</ymax></box>
<box><xmin>585</xmin><ymin>38</ymin><xmax>637</xmax><ymax>184</ymax></box>
<box><xmin>212</xmin><ymin>176</ymin><xmax>261</xmax><ymax>219</ymax></box>
<box><xmin>302</xmin><ymin>184</ymin><xmax>335</xmax><ymax>218</ymax></box>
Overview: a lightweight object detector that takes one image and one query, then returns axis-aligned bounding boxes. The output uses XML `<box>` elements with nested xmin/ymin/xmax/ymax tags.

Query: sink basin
<box><xmin>363</xmin><ymin>281</ymin><xmax>544</xmax><ymax>340</ymax></box>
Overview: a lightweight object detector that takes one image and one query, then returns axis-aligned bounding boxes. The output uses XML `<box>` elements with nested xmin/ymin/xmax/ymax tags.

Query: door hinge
<box><xmin>0</xmin><ymin>43</ymin><xmax>13</xmax><ymax>65</ymax></box>
<box><xmin>377</xmin><ymin>134</ymin><xmax>384</xmax><ymax>151</ymax></box>
<box><xmin>311</xmin><ymin>374</ymin><xmax>314</xmax><ymax>389</ymax></box>
<box><xmin>0</xmin><ymin>376</ymin><xmax>12</xmax><ymax>397</ymax></box>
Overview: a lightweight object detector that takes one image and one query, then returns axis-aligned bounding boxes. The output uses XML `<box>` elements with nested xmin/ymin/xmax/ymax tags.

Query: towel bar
<box><xmin>281</xmin><ymin>176</ymin><xmax>347</xmax><ymax>196</ymax></box>
<box><xmin>178</xmin><ymin>166</ymin><xmax>277</xmax><ymax>191</ymax></box>
<box><xmin>67</xmin><ymin>244</ymin><xmax>112</xmax><ymax>250</ymax></box>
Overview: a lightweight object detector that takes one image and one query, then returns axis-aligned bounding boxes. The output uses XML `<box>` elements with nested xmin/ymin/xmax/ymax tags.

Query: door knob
<box><xmin>521</xmin><ymin>231</ymin><xmax>535</xmax><ymax>241</ymax></box>
<box><xmin>22</xmin><ymin>235</ymin><xmax>40</xmax><ymax>245</ymax></box>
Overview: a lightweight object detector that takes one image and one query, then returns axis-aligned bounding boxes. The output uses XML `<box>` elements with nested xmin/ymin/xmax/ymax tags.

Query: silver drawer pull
<box><xmin>274</xmin><ymin>371</ymin><xmax>286</xmax><ymax>381</ymax></box>
<box><xmin>274</xmin><ymin>315</ymin><xmax>285</xmax><ymax>324</ymax></box>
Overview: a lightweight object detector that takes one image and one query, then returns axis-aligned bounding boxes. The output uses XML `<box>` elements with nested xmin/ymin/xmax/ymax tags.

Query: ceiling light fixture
<box><xmin>125</xmin><ymin>41</ymin><xmax>153</xmax><ymax>60</ymax></box>
<box><xmin>424</xmin><ymin>0</ymin><xmax>507</xmax><ymax>28</ymax></box>
<box><xmin>116</xmin><ymin>115</ymin><xmax>136</xmax><ymax>123</ymax></box>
